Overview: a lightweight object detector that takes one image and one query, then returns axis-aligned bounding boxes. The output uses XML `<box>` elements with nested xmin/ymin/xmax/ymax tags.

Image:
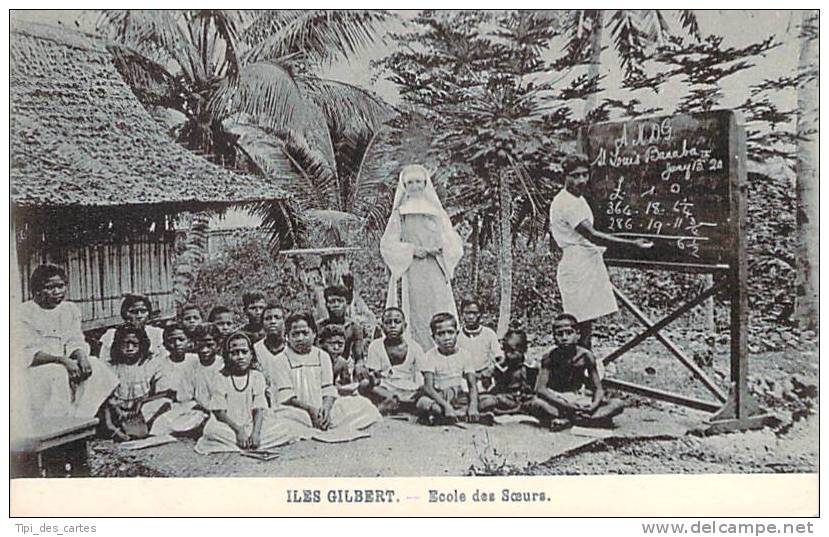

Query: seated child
<box><xmin>528</xmin><ymin>314</ymin><xmax>624</xmax><ymax>431</ymax></box>
<box><xmin>240</xmin><ymin>292</ymin><xmax>267</xmax><ymax>344</ymax></box>
<box><xmin>100</xmin><ymin>294</ymin><xmax>164</xmax><ymax>362</ymax></box>
<box><xmin>190</xmin><ymin>323</ymin><xmax>224</xmax><ymax>409</ymax></box>
<box><xmin>149</xmin><ymin>323</ymin><xmax>209</xmax><ymax>437</ymax></box>
<box><xmin>208</xmin><ymin>305</ymin><xmax>236</xmax><ymax>348</ymax></box>
<box><xmin>362</xmin><ymin>307</ymin><xmax>425</xmax><ymax>413</ymax></box>
<box><xmin>179</xmin><ymin>303</ymin><xmax>204</xmax><ymax>350</ymax></box>
<box><xmin>457</xmin><ymin>298</ymin><xmax>502</xmax><ymax>392</ymax></box>
<box><xmin>253</xmin><ymin>303</ymin><xmax>287</xmax><ymax>406</ymax></box>
<box><xmin>317</xmin><ymin>285</ymin><xmax>365</xmax><ymax>366</ymax></box>
<box><xmin>318</xmin><ymin>324</ymin><xmax>353</xmax><ymax>390</ymax></box>
<box><xmin>102</xmin><ymin>325</ymin><xmax>172</xmax><ymax>441</ymax></box>
<box><xmin>268</xmin><ymin>312</ymin><xmax>381</xmax><ymax>435</ymax></box>
<box><xmin>490</xmin><ymin>324</ymin><xmax>533</xmax><ymax>413</ymax></box>
<box><xmin>416</xmin><ymin>312</ymin><xmax>497</xmax><ymax>425</ymax></box>
<box><xmin>195</xmin><ymin>332</ymin><xmax>296</xmax><ymax>453</ymax></box>
<box><xmin>15</xmin><ymin>263</ymin><xmax>118</xmax><ymax>419</ymax></box>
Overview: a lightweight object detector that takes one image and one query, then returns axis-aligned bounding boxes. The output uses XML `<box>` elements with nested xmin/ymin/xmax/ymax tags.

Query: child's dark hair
<box><xmin>179</xmin><ymin>303</ymin><xmax>202</xmax><ymax>318</ymax></box>
<box><xmin>562</xmin><ymin>153</ymin><xmax>589</xmax><ymax>176</ymax></box>
<box><xmin>260</xmin><ymin>302</ymin><xmax>285</xmax><ymax>323</ymax></box>
<box><xmin>29</xmin><ymin>263</ymin><xmax>67</xmax><ymax>293</ymax></box>
<box><xmin>459</xmin><ymin>297</ymin><xmax>481</xmax><ymax>312</ymax></box>
<box><xmin>503</xmin><ymin>321</ymin><xmax>528</xmax><ymax>353</ymax></box>
<box><xmin>429</xmin><ymin>312</ymin><xmax>457</xmax><ymax>335</ymax></box>
<box><xmin>109</xmin><ymin>324</ymin><xmax>151</xmax><ymax>365</ymax></box>
<box><xmin>208</xmin><ymin>305</ymin><xmax>233</xmax><ymax>322</ymax></box>
<box><xmin>191</xmin><ymin>322</ymin><xmax>222</xmax><ymax>342</ymax></box>
<box><xmin>319</xmin><ymin>323</ymin><xmax>346</xmax><ymax>343</ymax></box>
<box><xmin>382</xmin><ymin>306</ymin><xmax>406</xmax><ymax>320</ymax></box>
<box><xmin>554</xmin><ymin>313</ymin><xmax>579</xmax><ymax>327</ymax></box>
<box><xmin>242</xmin><ymin>291</ymin><xmax>267</xmax><ymax>308</ymax></box>
<box><xmin>221</xmin><ymin>331</ymin><xmax>257</xmax><ymax>375</ymax></box>
<box><xmin>163</xmin><ymin>322</ymin><xmax>187</xmax><ymax>341</ymax></box>
<box><xmin>323</xmin><ymin>285</ymin><xmax>349</xmax><ymax>301</ymax></box>
<box><xmin>119</xmin><ymin>294</ymin><xmax>153</xmax><ymax>320</ymax></box>
<box><xmin>285</xmin><ymin>312</ymin><xmax>317</xmax><ymax>334</ymax></box>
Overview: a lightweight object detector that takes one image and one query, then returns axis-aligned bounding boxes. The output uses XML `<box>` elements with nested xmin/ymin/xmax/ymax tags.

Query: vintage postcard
<box><xmin>8</xmin><ymin>7</ymin><xmax>819</xmax><ymax>518</ymax></box>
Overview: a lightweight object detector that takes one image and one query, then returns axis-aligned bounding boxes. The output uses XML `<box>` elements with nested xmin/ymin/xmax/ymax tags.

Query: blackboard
<box><xmin>584</xmin><ymin>110</ymin><xmax>740</xmax><ymax>270</ymax></box>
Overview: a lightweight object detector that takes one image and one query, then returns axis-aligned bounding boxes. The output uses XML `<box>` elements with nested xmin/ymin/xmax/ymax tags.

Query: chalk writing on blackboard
<box><xmin>585</xmin><ymin>111</ymin><xmax>735</xmax><ymax>268</ymax></box>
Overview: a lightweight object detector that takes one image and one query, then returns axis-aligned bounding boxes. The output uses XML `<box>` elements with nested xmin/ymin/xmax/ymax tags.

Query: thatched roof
<box><xmin>10</xmin><ymin>21</ymin><xmax>289</xmax><ymax>209</ymax></box>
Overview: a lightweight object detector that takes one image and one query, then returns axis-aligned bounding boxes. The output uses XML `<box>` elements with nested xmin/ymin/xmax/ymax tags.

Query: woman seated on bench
<box><xmin>15</xmin><ymin>264</ymin><xmax>118</xmax><ymax>420</ymax></box>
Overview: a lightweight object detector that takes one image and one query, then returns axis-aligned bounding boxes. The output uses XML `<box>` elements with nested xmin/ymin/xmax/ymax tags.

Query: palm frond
<box><xmin>608</xmin><ymin>10</ymin><xmax>650</xmax><ymax>81</ymax></box>
<box><xmin>242</xmin><ymin>10</ymin><xmax>393</xmax><ymax>66</ymax></box>
<box><xmin>680</xmin><ymin>10</ymin><xmax>703</xmax><ymax>41</ymax></box>
<box><xmin>98</xmin><ymin>9</ymin><xmax>207</xmax><ymax>84</ymax></box>
<box><xmin>209</xmin><ymin>60</ymin><xmax>307</xmax><ymax>137</ymax></box>
<box><xmin>226</xmin><ymin>120</ymin><xmax>309</xmax><ymax>186</ymax></box>
<box><xmin>191</xmin><ymin>9</ymin><xmax>244</xmax><ymax>81</ymax></box>
<box><xmin>299</xmin><ymin>77</ymin><xmax>396</xmax><ymax>136</ymax></box>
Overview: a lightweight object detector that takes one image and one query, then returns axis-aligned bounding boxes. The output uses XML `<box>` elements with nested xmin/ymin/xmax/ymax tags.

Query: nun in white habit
<box><xmin>380</xmin><ymin>165</ymin><xmax>463</xmax><ymax>353</ymax></box>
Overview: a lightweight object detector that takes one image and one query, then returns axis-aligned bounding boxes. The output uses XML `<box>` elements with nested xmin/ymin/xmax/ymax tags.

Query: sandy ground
<box><xmin>89</xmin><ymin>404</ymin><xmax>714</xmax><ymax>478</ymax></box>
<box><xmin>88</xmin><ymin>346</ymin><xmax>818</xmax><ymax>478</ymax></box>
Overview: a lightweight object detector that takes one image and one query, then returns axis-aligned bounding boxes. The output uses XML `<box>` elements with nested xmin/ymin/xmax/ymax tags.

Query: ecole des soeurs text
<box><xmin>285</xmin><ymin>489</ymin><xmax>548</xmax><ymax>503</ymax></box>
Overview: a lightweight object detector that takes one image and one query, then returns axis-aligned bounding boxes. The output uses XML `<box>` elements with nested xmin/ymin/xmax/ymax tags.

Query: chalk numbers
<box><xmin>609</xmin><ymin>217</ymin><xmax>633</xmax><ymax>231</ymax></box>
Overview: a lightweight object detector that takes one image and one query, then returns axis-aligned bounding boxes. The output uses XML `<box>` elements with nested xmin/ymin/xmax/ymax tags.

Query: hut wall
<box><xmin>17</xmin><ymin>234</ymin><xmax>176</xmax><ymax>330</ymax></box>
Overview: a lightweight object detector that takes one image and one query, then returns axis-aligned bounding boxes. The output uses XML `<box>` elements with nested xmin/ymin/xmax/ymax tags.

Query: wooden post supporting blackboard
<box><xmin>583</xmin><ymin>110</ymin><xmax>773</xmax><ymax>433</ymax></box>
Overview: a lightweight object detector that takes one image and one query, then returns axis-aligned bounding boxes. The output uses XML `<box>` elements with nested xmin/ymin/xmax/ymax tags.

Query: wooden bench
<box><xmin>11</xmin><ymin>417</ymin><xmax>99</xmax><ymax>478</ymax></box>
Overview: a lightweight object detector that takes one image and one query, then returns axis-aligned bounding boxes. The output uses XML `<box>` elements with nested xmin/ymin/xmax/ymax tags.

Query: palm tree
<box><xmin>97</xmin><ymin>10</ymin><xmax>395</xmax><ymax>245</ymax></box>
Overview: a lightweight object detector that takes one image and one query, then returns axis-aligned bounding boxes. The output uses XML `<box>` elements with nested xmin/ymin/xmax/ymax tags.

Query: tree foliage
<box><xmin>98</xmin><ymin>9</ymin><xmax>396</xmax><ymax>248</ymax></box>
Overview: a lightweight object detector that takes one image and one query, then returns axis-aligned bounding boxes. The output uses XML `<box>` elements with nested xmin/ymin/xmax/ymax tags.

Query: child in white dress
<box><xmin>102</xmin><ymin>325</ymin><xmax>171</xmax><ymax>441</ymax></box>
<box><xmin>190</xmin><ymin>323</ymin><xmax>224</xmax><ymax>409</ymax></box>
<box><xmin>195</xmin><ymin>332</ymin><xmax>297</xmax><ymax>454</ymax></box>
<box><xmin>268</xmin><ymin>313</ymin><xmax>381</xmax><ymax>437</ymax></box>
<box><xmin>149</xmin><ymin>323</ymin><xmax>208</xmax><ymax>437</ymax></box>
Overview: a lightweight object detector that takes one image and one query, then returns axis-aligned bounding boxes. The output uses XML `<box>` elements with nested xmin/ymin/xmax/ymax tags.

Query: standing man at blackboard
<box><xmin>549</xmin><ymin>154</ymin><xmax>652</xmax><ymax>349</ymax></box>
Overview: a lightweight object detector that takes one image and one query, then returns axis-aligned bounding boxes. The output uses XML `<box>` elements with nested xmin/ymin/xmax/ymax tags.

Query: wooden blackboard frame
<box><xmin>580</xmin><ymin>111</ymin><xmax>772</xmax><ymax>432</ymax></box>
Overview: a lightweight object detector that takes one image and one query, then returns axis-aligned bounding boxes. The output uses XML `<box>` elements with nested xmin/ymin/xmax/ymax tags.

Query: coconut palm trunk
<box><xmin>496</xmin><ymin>169</ymin><xmax>514</xmax><ymax>336</ymax></box>
<box><xmin>172</xmin><ymin>211</ymin><xmax>211</xmax><ymax>308</ymax></box>
<box><xmin>470</xmin><ymin>220</ymin><xmax>481</xmax><ymax>293</ymax></box>
<box><xmin>794</xmin><ymin>9</ymin><xmax>819</xmax><ymax>331</ymax></box>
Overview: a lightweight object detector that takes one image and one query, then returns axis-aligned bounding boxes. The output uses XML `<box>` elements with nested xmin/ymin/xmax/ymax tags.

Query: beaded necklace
<box><xmin>231</xmin><ymin>370</ymin><xmax>251</xmax><ymax>392</ymax></box>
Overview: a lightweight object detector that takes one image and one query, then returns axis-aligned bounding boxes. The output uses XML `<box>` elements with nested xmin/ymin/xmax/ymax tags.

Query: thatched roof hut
<box><xmin>10</xmin><ymin>21</ymin><xmax>288</xmax><ymax>210</ymax></box>
<box><xmin>10</xmin><ymin>21</ymin><xmax>290</xmax><ymax>328</ymax></box>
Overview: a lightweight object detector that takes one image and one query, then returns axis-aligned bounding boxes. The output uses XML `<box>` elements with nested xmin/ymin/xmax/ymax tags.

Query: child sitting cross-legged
<box><xmin>148</xmin><ymin>323</ymin><xmax>209</xmax><ymax>437</ymax></box>
<box><xmin>457</xmin><ymin>298</ymin><xmax>502</xmax><ymax>393</ymax></box>
<box><xmin>253</xmin><ymin>303</ymin><xmax>286</xmax><ymax>405</ymax></box>
<box><xmin>101</xmin><ymin>325</ymin><xmax>172</xmax><ymax>441</ymax></box>
<box><xmin>190</xmin><ymin>323</ymin><xmax>224</xmax><ymax>409</ymax></box>
<box><xmin>361</xmin><ymin>307</ymin><xmax>425</xmax><ymax>414</ymax></box>
<box><xmin>527</xmin><ymin>313</ymin><xmax>624</xmax><ymax>431</ymax></box>
<box><xmin>416</xmin><ymin>312</ymin><xmax>497</xmax><ymax>425</ymax></box>
<box><xmin>267</xmin><ymin>312</ymin><xmax>381</xmax><ymax>436</ymax></box>
<box><xmin>489</xmin><ymin>323</ymin><xmax>534</xmax><ymax>414</ymax></box>
<box><xmin>195</xmin><ymin>332</ymin><xmax>296</xmax><ymax>454</ymax></box>
<box><xmin>318</xmin><ymin>324</ymin><xmax>354</xmax><ymax>391</ymax></box>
